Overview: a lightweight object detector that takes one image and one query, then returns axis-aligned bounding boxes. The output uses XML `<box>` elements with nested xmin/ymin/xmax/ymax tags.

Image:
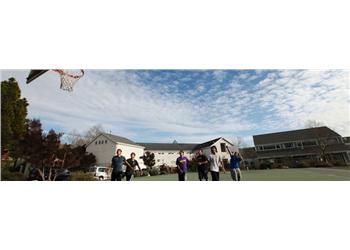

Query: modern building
<box><xmin>249</xmin><ymin>127</ymin><xmax>350</xmax><ymax>167</ymax></box>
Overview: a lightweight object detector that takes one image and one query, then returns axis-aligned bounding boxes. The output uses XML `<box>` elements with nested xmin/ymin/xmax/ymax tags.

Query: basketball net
<box><xmin>53</xmin><ymin>69</ymin><xmax>85</xmax><ymax>91</ymax></box>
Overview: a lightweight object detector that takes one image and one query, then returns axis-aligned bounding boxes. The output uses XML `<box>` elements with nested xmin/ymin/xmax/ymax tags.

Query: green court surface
<box><xmin>134</xmin><ymin>167</ymin><xmax>350</xmax><ymax>181</ymax></box>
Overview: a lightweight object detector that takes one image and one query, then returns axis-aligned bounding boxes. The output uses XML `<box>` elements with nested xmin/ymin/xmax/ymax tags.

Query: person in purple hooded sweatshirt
<box><xmin>176</xmin><ymin>150</ymin><xmax>190</xmax><ymax>181</ymax></box>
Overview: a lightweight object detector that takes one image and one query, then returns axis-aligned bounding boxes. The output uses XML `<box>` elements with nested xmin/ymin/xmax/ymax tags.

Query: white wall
<box><xmin>147</xmin><ymin>150</ymin><xmax>194</xmax><ymax>167</ymax></box>
<box><xmin>115</xmin><ymin>143</ymin><xmax>145</xmax><ymax>168</ymax></box>
<box><xmin>86</xmin><ymin>134</ymin><xmax>145</xmax><ymax>168</ymax></box>
<box><xmin>199</xmin><ymin>138</ymin><xmax>238</xmax><ymax>165</ymax></box>
<box><xmin>86</xmin><ymin>134</ymin><xmax>116</xmax><ymax>167</ymax></box>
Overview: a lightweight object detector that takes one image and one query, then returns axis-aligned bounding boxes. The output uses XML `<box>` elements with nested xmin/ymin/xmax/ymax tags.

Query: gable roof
<box><xmin>194</xmin><ymin>137</ymin><xmax>234</xmax><ymax>150</ymax></box>
<box><xmin>139</xmin><ymin>137</ymin><xmax>234</xmax><ymax>151</ymax></box>
<box><xmin>87</xmin><ymin>133</ymin><xmax>143</xmax><ymax>147</ymax></box>
<box><xmin>253</xmin><ymin>127</ymin><xmax>341</xmax><ymax>145</ymax></box>
<box><xmin>138</xmin><ymin>143</ymin><xmax>198</xmax><ymax>151</ymax></box>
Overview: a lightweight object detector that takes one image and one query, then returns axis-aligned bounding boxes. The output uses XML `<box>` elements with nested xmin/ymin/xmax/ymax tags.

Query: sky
<box><xmin>1</xmin><ymin>69</ymin><xmax>349</xmax><ymax>146</ymax></box>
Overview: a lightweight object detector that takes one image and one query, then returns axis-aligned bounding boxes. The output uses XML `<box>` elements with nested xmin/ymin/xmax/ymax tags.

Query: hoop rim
<box><xmin>53</xmin><ymin>69</ymin><xmax>85</xmax><ymax>79</ymax></box>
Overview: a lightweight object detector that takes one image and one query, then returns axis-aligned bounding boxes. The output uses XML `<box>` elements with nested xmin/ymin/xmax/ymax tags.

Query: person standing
<box><xmin>111</xmin><ymin>149</ymin><xmax>129</xmax><ymax>181</ymax></box>
<box><xmin>176</xmin><ymin>150</ymin><xmax>190</xmax><ymax>181</ymax></box>
<box><xmin>125</xmin><ymin>152</ymin><xmax>142</xmax><ymax>181</ymax></box>
<box><xmin>208</xmin><ymin>146</ymin><xmax>224</xmax><ymax>181</ymax></box>
<box><xmin>196</xmin><ymin>149</ymin><xmax>209</xmax><ymax>181</ymax></box>
<box><xmin>227</xmin><ymin>146</ymin><xmax>243</xmax><ymax>181</ymax></box>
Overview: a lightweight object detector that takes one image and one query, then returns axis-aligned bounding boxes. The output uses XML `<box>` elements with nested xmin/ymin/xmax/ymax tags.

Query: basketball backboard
<box><xmin>26</xmin><ymin>70</ymin><xmax>49</xmax><ymax>84</ymax></box>
<box><xmin>26</xmin><ymin>69</ymin><xmax>84</xmax><ymax>91</ymax></box>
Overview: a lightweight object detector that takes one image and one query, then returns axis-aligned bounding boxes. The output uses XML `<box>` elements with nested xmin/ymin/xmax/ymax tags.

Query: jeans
<box><xmin>178</xmin><ymin>172</ymin><xmax>187</xmax><ymax>181</ymax></box>
<box><xmin>210</xmin><ymin>171</ymin><xmax>220</xmax><ymax>181</ymax></box>
<box><xmin>125</xmin><ymin>171</ymin><xmax>134</xmax><ymax>181</ymax></box>
<box><xmin>230</xmin><ymin>168</ymin><xmax>241</xmax><ymax>181</ymax></box>
<box><xmin>198</xmin><ymin>167</ymin><xmax>209</xmax><ymax>181</ymax></box>
<box><xmin>111</xmin><ymin>171</ymin><xmax>124</xmax><ymax>181</ymax></box>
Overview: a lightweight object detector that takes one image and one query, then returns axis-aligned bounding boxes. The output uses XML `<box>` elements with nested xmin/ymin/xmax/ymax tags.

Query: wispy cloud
<box><xmin>1</xmin><ymin>69</ymin><xmax>349</xmax><ymax>145</ymax></box>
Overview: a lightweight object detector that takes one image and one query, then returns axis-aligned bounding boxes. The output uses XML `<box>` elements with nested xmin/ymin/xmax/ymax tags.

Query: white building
<box><xmin>86</xmin><ymin>133</ymin><xmax>237</xmax><ymax>168</ymax></box>
<box><xmin>139</xmin><ymin>137</ymin><xmax>237</xmax><ymax>167</ymax></box>
<box><xmin>86</xmin><ymin>133</ymin><xmax>145</xmax><ymax>168</ymax></box>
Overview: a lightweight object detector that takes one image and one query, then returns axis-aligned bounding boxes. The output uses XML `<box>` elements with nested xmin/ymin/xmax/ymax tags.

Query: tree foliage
<box><xmin>66</xmin><ymin>125</ymin><xmax>106</xmax><ymax>146</ymax></box>
<box><xmin>143</xmin><ymin>151</ymin><xmax>155</xmax><ymax>168</ymax></box>
<box><xmin>20</xmin><ymin>119</ymin><xmax>96</xmax><ymax>180</ymax></box>
<box><xmin>1</xmin><ymin>78</ymin><xmax>28</xmax><ymax>154</ymax></box>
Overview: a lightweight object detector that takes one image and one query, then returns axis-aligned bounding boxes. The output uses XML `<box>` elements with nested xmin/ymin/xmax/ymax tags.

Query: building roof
<box><xmin>102</xmin><ymin>133</ymin><xmax>142</xmax><ymax>147</ymax></box>
<box><xmin>239</xmin><ymin>147</ymin><xmax>257</xmax><ymax>158</ymax></box>
<box><xmin>253</xmin><ymin>127</ymin><xmax>341</xmax><ymax>145</ymax></box>
<box><xmin>138</xmin><ymin>143</ymin><xmax>198</xmax><ymax>151</ymax></box>
<box><xmin>192</xmin><ymin>137</ymin><xmax>222</xmax><ymax>150</ymax></box>
<box><xmin>139</xmin><ymin>137</ymin><xmax>234</xmax><ymax>151</ymax></box>
<box><xmin>86</xmin><ymin>133</ymin><xmax>142</xmax><ymax>147</ymax></box>
<box><xmin>256</xmin><ymin>144</ymin><xmax>350</xmax><ymax>159</ymax></box>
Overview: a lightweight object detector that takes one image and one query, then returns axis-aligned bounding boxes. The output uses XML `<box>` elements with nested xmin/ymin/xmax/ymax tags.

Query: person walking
<box><xmin>125</xmin><ymin>152</ymin><xmax>142</xmax><ymax>181</ymax></box>
<box><xmin>196</xmin><ymin>149</ymin><xmax>209</xmax><ymax>181</ymax></box>
<box><xmin>208</xmin><ymin>146</ymin><xmax>224</xmax><ymax>181</ymax></box>
<box><xmin>111</xmin><ymin>149</ymin><xmax>130</xmax><ymax>181</ymax></box>
<box><xmin>176</xmin><ymin>150</ymin><xmax>190</xmax><ymax>181</ymax></box>
<box><xmin>227</xmin><ymin>146</ymin><xmax>243</xmax><ymax>181</ymax></box>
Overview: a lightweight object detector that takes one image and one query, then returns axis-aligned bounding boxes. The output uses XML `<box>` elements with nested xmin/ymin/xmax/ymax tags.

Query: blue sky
<box><xmin>1</xmin><ymin>70</ymin><xmax>349</xmax><ymax>146</ymax></box>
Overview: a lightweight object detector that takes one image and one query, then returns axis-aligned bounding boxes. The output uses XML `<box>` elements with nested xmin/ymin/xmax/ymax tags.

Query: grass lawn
<box><xmin>134</xmin><ymin>167</ymin><xmax>350</xmax><ymax>181</ymax></box>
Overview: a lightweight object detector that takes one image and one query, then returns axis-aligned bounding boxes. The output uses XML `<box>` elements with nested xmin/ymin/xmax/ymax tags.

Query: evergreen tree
<box><xmin>1</xmin><ymin>78</ymin><xmax>28</xmax><ymax>154</ymax></box>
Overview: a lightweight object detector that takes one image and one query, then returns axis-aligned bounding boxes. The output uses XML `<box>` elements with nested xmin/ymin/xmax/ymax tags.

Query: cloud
<box><xmin>212</xmin><ymin>70</ymin><xmax>226</xmax><ymax>82</ymax></box>
<box><xmin>1</xmin><ymin>69</ymin><xmax>349</xmax><ymax>145</ymax></box>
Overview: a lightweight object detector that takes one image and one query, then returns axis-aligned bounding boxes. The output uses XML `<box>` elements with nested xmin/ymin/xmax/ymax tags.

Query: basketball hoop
<box><xmin>53</xmin><ymin>69</ymin><xmax>85</xmax><ymax>91</ymax></box>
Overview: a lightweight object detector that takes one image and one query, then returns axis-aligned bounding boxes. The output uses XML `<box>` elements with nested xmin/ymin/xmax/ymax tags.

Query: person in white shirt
<box><xmin>208</xmin><ymin>146</ymin><xmax>225</xmax><ymax>181</ymax></box>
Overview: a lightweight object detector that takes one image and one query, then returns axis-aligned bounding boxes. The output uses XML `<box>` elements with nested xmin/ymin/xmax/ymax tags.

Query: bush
<box><xmin>259</xmin><ymin>162</ymin><xmax>273</xmax><ymax>169</ymax></box>
<box><xmin>69</xmin><ymin>171</ymin><xmax>95</xmax><ymax>181</ymax></box>
<box><xmin>332</xmin><ymin>161</ymin><xmax>344</xmax><ymax>167</ymax></box>
<box><xmin>1</xmin><ymin>169</ymin><xmax>27</xmax><ymax>181</ymax></box>
<box><xmin>314</xmin><ymin>162</ymin><xmax>333</xmax><ymax>168</ymax></box>
<box><xmin>187</xmin><ymin>160</ymin><xmax>197</xmax><ymax>172</ymax></box>
<box><xmin>159</xmin><ymin>164</ymin><xmax>170</xmax><ymax>175</ymax></box>
<box><xmin>293</xmin><ymin>161</ymin><xmax>308</xmax><ymax>168</ymax></box>
<box><xmin>134</xmin><ymin>169</ymin><xmax>150</xmax><ymax>177</ymax></box>
<box><xmin>148</xmin><ymin>168</ymin><xmax>160</xmax><ymax>176</ymax></box>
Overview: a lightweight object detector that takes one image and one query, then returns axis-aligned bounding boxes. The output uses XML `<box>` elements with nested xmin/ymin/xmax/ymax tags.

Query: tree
<box><xmin>310</xmin><ymin>127</ymin><xmax>333</xmax><ymax>163</ymax></box>
<box><xmin>20</xmin><ymin>119</ymin><xmax>45</xmax><ymax>172</ymax></box>
<box><xmin>66</xmin><ymin>125</ymin><xmax>106</xmax><ymax>146</ymax></box>
<box><xmin>233</xmin><ymin>136</ymin><xmax>247</xmax><ymax>149</ymax></box>
<box><xmin>1</xmin><ymin>78</ymin><xmax>28</xmax><ymax>155</ymax></box>
<box><xmin>305</xmin><ymin>120</ymin><xmax>324</xmax><ymax>128</ymax></box>
<box><xmin>20</xmin><ymin>120</ymin><xmax>63</xmax><ymax>180</ymax></box>
<box><xmin>305</xmin><ymin>120</ymin><xmax>330</xmax><ymax>163</ymax></box>
<box><xmin>143</xmin><ymin>151</ymin><xmax>155</xmax><ymax>168</ymax></box>
<box><xmin>56</xmin><ymin>144</ymin><xmax>96</xmax><ymax>171</ymax></box>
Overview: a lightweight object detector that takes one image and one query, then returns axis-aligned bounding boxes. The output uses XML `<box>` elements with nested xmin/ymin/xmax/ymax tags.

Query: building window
<box><xmin>284</xmin><ymin>142</ymin><xmax>294</xmax><ymax>148</ymax></box>
<box><xmin>220</xmin><ymin>143</ymin><xmax>226</xmax><ymax>152</ymax></box>
<box><xmin>95</xmin><ymin>141</ymin><xmax>97</xmax><ymax>145</ymax></box>
<box><xmin>105</xmin><ymin>140</ymin><xmax>107</xmax><ymax>144</ymax></box>
<box><xmin>327</xmin><ymin>138</ymin><xmax>338</xmax><ymax>145</ymax></box>
<box><xmin>276</xmin><ymin>144</ymin><xmax>281</xmax><ymax>149</ymax></box>
<box><xmin>98</xmin><ymin>141</ymin><xmax>101</xmax><ymax>144</ymax></box>
<box><xmin>302</xmin><ymin>140</ymin><xmax>317</xmax><ymax>147</ymax></box>
<box><xmin>263</xmin><ymin>145</ymin><xmax>276</xmax><ymax>150</ymax></box>
<box><xmin>258</xmin><ymin>146</ymin><xmax>263</xmax><ymax>151</ymax></box>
